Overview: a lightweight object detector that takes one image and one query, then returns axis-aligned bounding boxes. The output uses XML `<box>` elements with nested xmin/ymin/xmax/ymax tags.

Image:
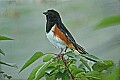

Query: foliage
<box><xmin>19</xmin><ymin>50</ymin><xmax>119</xmax><ymax>80</ymax></box>
<box><xmin>93</xmin><ymin>15</ymin><xmax>120</xmax><ymax>80</ymax></box>
<box><xmin>19</xmin><ymin>13</ymin><xmax>120</xmax><ymax>80</ymax></box>
<box><xmin>0</xmin><ymin>35</ymin><xmax>17</xmax><ymax>80</ymax></box>
<box><xmin>96</xmin><ymin>15</ymin><xmax>120</xmax><ymax>29</ymax></box>
<box><xmin>0</xmin><ymin>36</ymin><xmax>13</xmax><ymax>40</ymax></box>
<box><xmin>19</xmin><ymin>52</ymin><xmax>44</xmax><ymax>73</ymax></box>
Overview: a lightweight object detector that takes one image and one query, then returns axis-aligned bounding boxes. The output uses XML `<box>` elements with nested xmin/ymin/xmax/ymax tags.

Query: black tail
<box><xmin>75</xmin><ymin>44</ymin><xmax>88</xmax><ymax>54</ymax></box>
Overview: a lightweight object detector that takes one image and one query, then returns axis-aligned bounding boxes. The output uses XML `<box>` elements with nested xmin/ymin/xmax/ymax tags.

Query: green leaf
<box><xmin>48</xmin><ymin>61</ymin><xmax>57</xmax><ymax>67</ymax></box>
<box><xmin>62</xmin><ymin>74</ymin><xmax>70</xmax><ymax>80</ymax></box>
<box><xmin>96</xmin><ymin>15</ymin><xmax>120</xmax><ymax>29</ymax></box>
<box><xmin>60</xmin><ymin>68</ymin><xmax>67</xmax><ymax>73</ymax></box>
<box><xmin>0</xmin><ymin>61</ymin><xmax>18</xmax><ymax>68</ymax></box>
<box><xmin>35</xmin><ymin>61</ymin><xmax>51</xmax><ymax>80</ymax></box>
<box><xmin>80</xmin><ymin>58</ymin><xmax>91</xmax><ymax>71</ymax></box>
<box><xmin>72</xmin><ymin>68</ymin><xmax>85</xmax><ymax>76</ymax></box>
<box><xmin>0</xmin><ymin>36</ymin><xmax>13</xmax><ymax>40</ymax></box>
<box><xmin>45</xmin><ymin>66</ymin><xmax>56</xmax><ymax>74</ymax></box>
<box><xmin>70</xmin><ymin>59</ymin><xmax>77</xmax><ymax>64</ymax></box>
<box><xmin>28</xmin><ymin>65</ymin><xmax>43</xmax><ymax>80</ymax></box>
<box><xmin>19</xmin><ymin>52</ymin><xmax>44</xmax><ymax>73</ymax></box>
<box><xmin>69</xmin><ymin>64</ymin><xmax>77</xmax><ymax>72</ymax></box>
<box><xmin>76</xmin><ymin>74</ymin><xmax>88</xmax><ymax>80</ymax></box>
<box><xmin>0</xmin><ymin>49</ymin><xmax>5</xmax><ymax>56</ymax></box>
<box><xmin>92</xmin><ymin>60</ymin><xmax>114</xmax><ymax>72</ymax></box>
<box><xmin>43</xmin><ymin>54</ymin><xmax>54</xmax><ymax>62</ymax></box>
<box><xmin>103</xmin><ymin>67</ymin><xmax>120</xmax><ymax>80</ymax></box>
<box><xmin>46</xmin><ymin>74</ymin><xmax>56</xmax><ymax>80</ymax></box>
<box><xmin>65</xmin><ymin>51</ymin><xmax>76</xmax><ymax>58</ymax></box>
<box><xmin>50</xmin><ymin>69</ymin><xmax>59</xmax><ymax>76</ymax></box>
<box><xmin>85</xmin><ymin>71</ymin><xmax>105</xmax><ymax>80</ymax></box>
<box><xmin>56</xmin><ymin>71</ymin><xmax>65</xmax><ymax>79</ymax></box>
<box><xmin>81</xmin><ymin>54</ymin><xmax>101</xmax><ymax>62</ymax></box>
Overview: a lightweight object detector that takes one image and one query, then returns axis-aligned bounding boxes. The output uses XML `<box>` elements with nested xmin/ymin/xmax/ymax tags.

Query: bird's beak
<box><xmin>43</xmin><ymin>12</ymin><xmax>48</xmax><ymax>15</ymax></box>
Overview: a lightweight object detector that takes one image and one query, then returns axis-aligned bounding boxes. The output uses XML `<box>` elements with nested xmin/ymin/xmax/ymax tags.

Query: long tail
<box><xmin>75</xmin><ymin>44</ymin><xmax>88</xmax><ymax>54</ymax></box>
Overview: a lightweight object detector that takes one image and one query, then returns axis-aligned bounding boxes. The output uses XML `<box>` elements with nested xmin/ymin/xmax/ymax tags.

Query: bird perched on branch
<box><xmin>43</xmin><ymin>9</ymin><xmax>88</xmax><ymax>54</ymax></box>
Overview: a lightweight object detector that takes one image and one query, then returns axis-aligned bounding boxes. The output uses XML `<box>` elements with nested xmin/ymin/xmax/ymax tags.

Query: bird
<box><xmin>43</xmin><ymin>9</ymin><xmax>88</xmax><ymax>54</ymax></box>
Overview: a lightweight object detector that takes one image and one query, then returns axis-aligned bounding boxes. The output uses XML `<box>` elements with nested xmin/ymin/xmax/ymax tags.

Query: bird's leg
<box><xmin>64</xmin><ymin>47</ymin><xmax>68</xmax><ymax>52</ymax></box>
<box><xmin>54</xmin><ymin>49</ymin><xmax>63</xmax><ymax>61</ymax></box>
<box><xmin>57</xmin><ymin>48</ymin><xmax>64</xmax><ymax>58</ymax></box>
<box><xmin>60</xmin><ymin>48</ymin><xmax>63</xmax><ymax>54</ymax></box>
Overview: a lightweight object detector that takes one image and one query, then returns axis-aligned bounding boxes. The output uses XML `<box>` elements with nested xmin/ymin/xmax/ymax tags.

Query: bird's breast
<box><xmin>46</xmin><ymin>24</ymin><xmax>75</xmax><ymax>50</ymax></box>
<box><xmin>46</xmin><ymin>24</ymin><xmax>67</xmax><ymax>49</ymax></box>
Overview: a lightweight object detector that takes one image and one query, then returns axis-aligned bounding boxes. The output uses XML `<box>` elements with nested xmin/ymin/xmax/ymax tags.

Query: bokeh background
<box><xmin>0</xmin><ymin>0</ymin><xmax>120</xmax><ymax>80</ymax></box>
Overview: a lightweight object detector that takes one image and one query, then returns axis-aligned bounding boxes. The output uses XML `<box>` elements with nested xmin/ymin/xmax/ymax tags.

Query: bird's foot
<box><xmin>57</xmin><ymin>53</ymin><xmax>64</xmax><ymax>58</ymax></box>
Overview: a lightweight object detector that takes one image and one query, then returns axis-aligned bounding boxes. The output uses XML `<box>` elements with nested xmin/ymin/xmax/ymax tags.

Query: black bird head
<box><xmin>43</xmin><ymin>9</ymin><xmax>61</xmax><ymax>23</ymax></box>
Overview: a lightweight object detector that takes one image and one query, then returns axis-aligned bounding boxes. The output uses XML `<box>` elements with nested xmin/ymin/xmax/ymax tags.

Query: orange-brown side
<box><xmin>52</xmin><ymin>24</ymin><xmax>75</xmax><ymax>49</ymax></box>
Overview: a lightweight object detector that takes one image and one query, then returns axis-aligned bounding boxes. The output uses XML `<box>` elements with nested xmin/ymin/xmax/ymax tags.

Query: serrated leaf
<box><xmin>92</xmin><ymin>60</ymin><xmax>114</xmax><ymax>72</ymax></box>
<box><xmin>0</xmin><ymin>49</ymin><xmax>5</xmax><ymax>56</ymax></box>
<box><xmin>35</xmin><ymin>61</ymin><xmax>51</xmax><ymax>80</ymax></box>
<box><xmin>19</xmin><ymin>52</ymin><xmax>44</xmax><ymax>73</ymax></box>
<box><xmin>81</xmin><ymin>54</ymin><xmax>101</xmax><ymax>62</ymax></box>
<box><xmin>80</xmin><ymin>58</ymin><xmax>91</xmax><ymax>71</ymax></box>
<box><xmin>96</xmin><ymin>15</ymin><xmax>120</xmax><ymax>29</ymax></box>
<box><xmin>43</xmin><ymin>54</ymin><xmax>54</xmax><ymax>62</ymax></box>
<box><xmin>28</xmin><ymin>65</ymin><xmax>43</xmax><ymax>80</ymax></box>
<box><xmin>0</xmin><ymin>36</ymin><xmax>13</xmax><ymax>40</ymax></box>
<box><xmin>0</xmin><ymin>61</ymin><xmax>18</xmax><ymax>68</ymax></box>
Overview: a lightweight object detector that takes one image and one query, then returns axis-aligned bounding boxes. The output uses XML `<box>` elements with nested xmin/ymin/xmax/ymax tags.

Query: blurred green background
<box><xmin>0</xmin><ymin>0</ymin><xmax>120</xmax><ymax>79</ymax></box>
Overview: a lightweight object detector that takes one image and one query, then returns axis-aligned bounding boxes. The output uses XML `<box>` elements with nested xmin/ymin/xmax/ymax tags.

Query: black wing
<box><xmin>57</xmin><ymin>23</ymin><xmax>88</xmax><ymax>54</ymax></box>
<box><xmin>57</xmin><ymin>23</ymin><xmax>76</xmax><ymax>44</ymax></box>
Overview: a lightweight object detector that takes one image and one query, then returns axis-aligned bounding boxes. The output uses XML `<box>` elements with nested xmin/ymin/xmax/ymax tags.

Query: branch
<box><xmin>60</xmin><ymin>54</ymin><xmax>74</xmax><ymax>80</ymax></box>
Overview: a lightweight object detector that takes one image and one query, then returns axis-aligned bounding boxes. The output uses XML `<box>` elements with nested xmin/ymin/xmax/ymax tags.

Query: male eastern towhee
<box><xmin>43</xmin><ymin>9</ymin><xmax>88</xmax><ymax>54</ymax></box>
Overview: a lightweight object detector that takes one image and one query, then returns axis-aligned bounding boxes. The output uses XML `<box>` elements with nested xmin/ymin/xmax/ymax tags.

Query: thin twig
<box><xmin>60</xmin><ymin>54</ymin><xmax>74</xmax><ymax>80</ymax></box>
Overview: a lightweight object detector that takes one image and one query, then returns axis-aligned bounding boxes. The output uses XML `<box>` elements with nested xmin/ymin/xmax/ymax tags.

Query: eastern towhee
<box><xmin>43</xmin><ymin>9</ymin><xmax>88</xmax><ymax>54</ymax></box>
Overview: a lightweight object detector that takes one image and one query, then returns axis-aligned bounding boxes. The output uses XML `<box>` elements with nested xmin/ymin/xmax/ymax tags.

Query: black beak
<box><xmin>43</xmin><ymin>12</ymin><xmax>48</xmax><ymax>15</ymax></box>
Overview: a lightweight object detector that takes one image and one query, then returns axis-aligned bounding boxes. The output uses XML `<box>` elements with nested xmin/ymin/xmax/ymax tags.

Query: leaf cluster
<box><xmin>0</xmin><ymin>36</ymin><xmax>17</xmax><ymax>80</ymax></box>
<box><xmin>19</xmin><ymin>51</ymin><xmax>119</xmax><ymax>80</ymax></box>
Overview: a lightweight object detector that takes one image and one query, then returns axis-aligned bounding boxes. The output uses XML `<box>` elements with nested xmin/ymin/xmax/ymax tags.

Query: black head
<box><xmin>43</xmin><ymin>9</ymin><xmax>61</xmax><ymax>23</ymax></box>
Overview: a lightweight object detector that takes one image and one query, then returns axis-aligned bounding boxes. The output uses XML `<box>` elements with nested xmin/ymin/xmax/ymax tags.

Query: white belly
<box><xmin>46</xmin><ymin>26</ymin><xmax>66</xmax><ymax>49</ymax></box>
